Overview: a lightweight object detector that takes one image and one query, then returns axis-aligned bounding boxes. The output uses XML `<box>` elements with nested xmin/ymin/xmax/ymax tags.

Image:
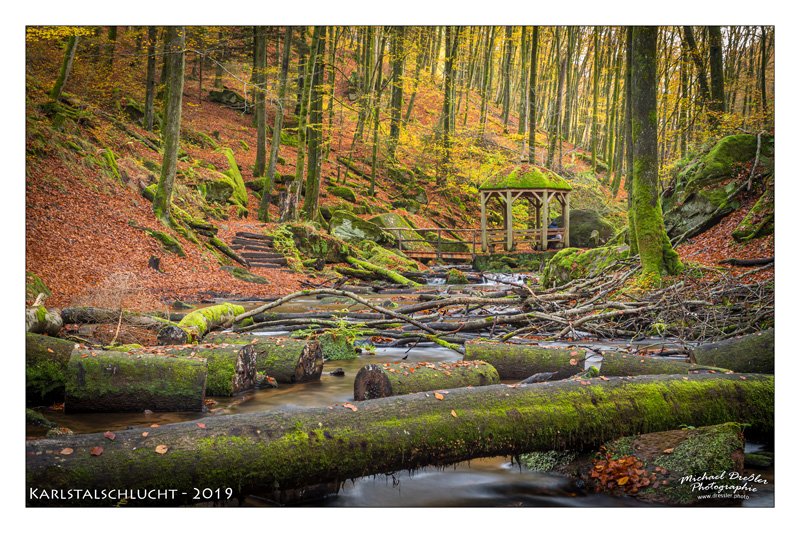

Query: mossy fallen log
<box><xmin>464</xmin><ymin>340</ymin><xmax>729</xmax><ymax>380</ymax></box>
<box><xmin>26</xmin><ymin>333</ymin><xmax>75</xmax><ymax>406</ymax></box>
<box><xmin>692</xmin><ymin>329</ymin><xmax>774</xmax><ymax>374</ymax></box>
<box><xmin>26</xmin><ymin>373</ymin><xmax>773</xmax><ymax>506</ymax></box>
<box><xmin>354</xmin><ymin>360</ymin><xmax>500</xmax><ymax>400</ymax></box>
<box><xmin>206</xmin><ymin>335</ymin><xmax>324</xmax><ymax>383</ymax></box>
<box><xmin>155</xmin><ymin>344</ymin><xmax>258</xmax><ymax>397</ymax></box>
<box><xmin>157</xmin><ymin>303</ymin><xmax>246</xmax><ymax>344</ymax></box>
<box><xmin>346</xmin><ymin>256</ymin><xmax>420</xmax><ymax>287</ymax></box>
<box><xmin>26</xmin><ymin>306</ymin><xmax>63</xmax><ymax>336</ymax></box>
<box><xmin>65</xmin><ymin>350</ymin><xmax>208</xmax><ymax>413</ymax></box>
<box><xmin>60</xmin><ymin>307</ymin><xmax>178</xmax><ymax>329</ymax></box>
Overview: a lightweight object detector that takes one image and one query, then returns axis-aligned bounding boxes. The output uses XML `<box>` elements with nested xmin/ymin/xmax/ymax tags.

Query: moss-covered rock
<box><xmin>329</xmin><ymin>186</ymin><xmax>357</xmax><ymax>203</ymax></box>
<box><xmin>285</xmin><ymin>223</ymin><xmax>350</xmax><ymax>263</ymax></box>
<box><xmin>542</xmin><ymin>245</ymin><xmax>629</xmax><ymax>287</ymax></box>
<box><xmin>369</xmin><ymin>213</ymin><xmax>433</xmax><ymax>252</ymax></box>
<box><xmin>558</xmin><ymin>209</ymin><xmax>617</xmax><ymax>248</ymax></box>
<box><xmin>357</xmin><ymin>241</ymin><xmax>419</xmax><ymax>272</ymax></box>
<box><xmin>732</xmin><ymin>184</ymin><xmax>774</xmax><ymax>242</ymax></box>
<box><xmin>446</xmin><ymin>268</ymin><xmax>469</xmax><ymax>284</ymax></box>
<box><xmin>208</xmin><ymin>87</ymin><xmax>249</xmax><ymax>112</ymax></box>
<box><xmin>221</xmin><ymin>265</ymin><xmax>270</xmax><ymax>285</ymax></box>
<box><xmin>200</xmin><ymin>179</ymin><xmax>234</xmax><ymax>204</ymax></box>
<box><xmin>220</xmin><ymin>148</ymin><xmax>249</xmax><ymax>208</ymax></box>
<box><xmin>145</xmin><ymin>229</ymin><xmax>185</xmax><ymax>257</ymax></box>
<box><xmin>330</xmin><ymin>211</ymin><xmax>392</xmax><ymax>244</ymax></box>
<box><xmin>391</xmin><ymin>198</ymin><xmax>421</xmax><ymax>214</ymax></box>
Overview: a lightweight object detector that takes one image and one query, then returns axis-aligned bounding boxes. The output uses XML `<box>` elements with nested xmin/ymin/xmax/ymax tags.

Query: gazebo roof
<box><xmin>478</xmin><ymin>164</ymin><xmax>573</xmax><ymax>192</ymax></box>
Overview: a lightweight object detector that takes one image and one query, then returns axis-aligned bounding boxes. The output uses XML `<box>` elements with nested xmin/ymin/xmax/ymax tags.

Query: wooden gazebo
<box><xmin>479</xmin><ymin>165</ymin><xmax>572</xmax><ymax>253</ymax></box>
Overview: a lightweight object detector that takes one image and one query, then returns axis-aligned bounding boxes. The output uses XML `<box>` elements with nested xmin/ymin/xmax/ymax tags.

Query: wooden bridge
<box><xmin>383</xmin><ymin>227</ymin><xmax>566</xmax><ymax>262</ymax></box>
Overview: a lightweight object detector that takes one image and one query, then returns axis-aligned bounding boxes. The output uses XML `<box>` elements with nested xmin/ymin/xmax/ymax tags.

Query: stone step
<box><xmin>231</xmin><ymin>244</ymin><xmax>275</xmax><ymax>253</ymax></box>
<box><xmin>235</xmin><ymin>232</ymin><xmax>274</xmax><ymax>242</ymax></box>
<box><xmin>232</xmin><ymin>237</ymin><xmax>275</xmax><ymax>247</ymax></box>
<box><xmin>240</xmin><ymin>251</ymin><xmax>284</xmax><ymax>260</ymax></box>
<box><xmin>248</xmin><ymin>258</ymin><xmax>288</xmax><ymax>267</ymax></box>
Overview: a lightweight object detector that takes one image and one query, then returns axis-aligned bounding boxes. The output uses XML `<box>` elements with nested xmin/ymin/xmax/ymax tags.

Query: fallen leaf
<box><xmin>739</xmin><ymin>376</ymin><xmax>747</xmax><ymax>380</ymax></box>
<box><xmin>59</xmin><ymin>448</ymin><xmax>73</xmax><ymax>455</ymax></box>
<box><xmin>103</xmin><ymin>431</ymin><xmax>116</xmax><ymax>441</ymax></box>
<box><xmin>150</xmin><ymin>424</ymin><xmax>160</xmax><ymax>428</ymax></box>
<box><xmin>451</xmin><ymin>410</ymin><xmax>458</xmax><ymax>418</ymax></box>
<box><xmin>196</xmin><ymin>423</ymin><xmax>206</xmax><ymax>429</ymax></box>
<box><xmin>617</xmin><ymin>476</ymin><xmax>629</xmax><ymax>486</ymax></box>
<box><xmin>141</xmin><ymin>432</ymin><xmax>149</xmax><ymax>437</ymax></box>
<box><xmin>46</xmin><ymin>348</ymin><xmax>54</xmax><ymax>353</ymax></box>
<box><xmin>599</xmin><ymin>376</ymin><xmax>610</xmax><ymax>381</ymax></box>
<box><xmin>569</xmin><ymin>358</ymin><xmax>578</xmax><ymax>366</ymax></box>
<box><xmin>663</xmin><ymin>448</ymin><xmax>674</xmax><ymax>454</ymax></box>
<box><xmin>90</xmin><ymin>446</ymin><xmax>103</xmax><ymax>456</ymax></box>
<box><xmin>342</xmin><ymin>402</ymin><xmax>358</xmax><ymax>412</ymax></box>
<box><xmin>155</xmin><ymin>445</ymin><xmax>169</xmax><ymax>454</ymax></box>
<box><xmin>434</xmin><ymin>392</ymin><xmax>445</xmax><ymax>400</ymax></box>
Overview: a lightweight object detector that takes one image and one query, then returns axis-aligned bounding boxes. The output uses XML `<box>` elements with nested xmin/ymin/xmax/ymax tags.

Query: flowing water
<box><xmin>32</xmin><ymin>278</ymin><xmax>774</xmax><ymax>507</ymax></box>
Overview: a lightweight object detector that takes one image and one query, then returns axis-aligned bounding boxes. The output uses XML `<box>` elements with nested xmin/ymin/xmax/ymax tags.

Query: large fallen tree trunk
<box><xmin>346</xmin><ymin>256</ymin><xmax>421</xmax><ymax>287</ymax></box>
<box><xmin>26</xmin><ymin>306</ymin><xmax>63</xmax><ymax>336</ymax></box>
<box><xmin>26</xmin><ymin>373</ymin><xmax>773</xmax><ymax>506</ymax></box>
<box><xmin>206</xmin><ymin>335</ymin><xmax>323</xmax><ymax>383</ymax></box>
<box><xmin>692</xmin><ymin>329</ymin><xmax>774</xmax><ymax>374</ymax></box>
<box><xmin>158</xmin><ymin>303</ymin><xmax>246</xmax><ymax>344</ymax></box>
<box><xmin>156</xmin><ymin>344</ymin><xmax>258</xmax><ymax>397</ymax></box>
<box><xmin>354</xmin><ymin>360</ymin><xmax>500</xmax><ymax>400</ymax></box>
<box><xmin>60</xmin><ymin>307</ymin><xmax>180</xmax><ymax>329</ymax></box>
<box><xmin>65</xmin><ymin>350</ymin><xmax>208</xmax><ymax>413</ymax></box>
<box><xmin>464</xmin><ymin>340</ymin><xmax>729</xmax><ymax>380</ymax></box>
<box><xmin>26</xmin><ymin>333</ymin><xmax>75</xmax><ymax>406</ymax></box>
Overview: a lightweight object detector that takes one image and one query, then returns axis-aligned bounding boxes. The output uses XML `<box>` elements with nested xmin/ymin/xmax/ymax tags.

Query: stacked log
<box><xmin>354</xmin><ymin>360</ymin><xmax>499</xmax><ymax>400</ymax></box>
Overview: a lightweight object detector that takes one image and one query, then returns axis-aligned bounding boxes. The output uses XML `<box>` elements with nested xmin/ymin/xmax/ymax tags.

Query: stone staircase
<box><xmin>231</xmin><ymin>232</ymin><xmax>288</xmax><ymax>269</ymax></box>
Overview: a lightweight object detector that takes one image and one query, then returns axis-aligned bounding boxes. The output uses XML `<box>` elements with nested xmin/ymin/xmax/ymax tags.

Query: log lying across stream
<box><xmin>463</xmin><ymin>340</ymin><xmax>728</xmax><ymax>380</ymax></box>
<box><xmin>354</xmin><ymin>361</ymin><xmax>500</xmax><ymax>400</ymax></box>
<box><xmin>26</xmin><ymin>333</ymin><xmax>75</xmax><ymax>405</ymax></box>
<box><xmin>206</xmin><ymin>335</ymin><xmax>323</xmax><ymax>383</ymax></box>
<box><xmin>65</xmin><ymin>351</ymin><xmax>208</xmax><ymax>413</ymax></box>
<box><xmin>158</xmin><ymin>303</ymin><xmax>245</xmax><ymax>345</ymax></box>
<box><xmin>26</xmin><ymin>374</ymin><xmax>773</xmax><ymax>506</ymax></box>
<box><xmin>691</xmin><ymin>329</ymin><xmax>774</xmax><ymax>373</ymax></box>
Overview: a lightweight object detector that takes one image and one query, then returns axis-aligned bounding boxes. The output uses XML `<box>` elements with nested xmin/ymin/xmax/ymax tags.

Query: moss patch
<box><xmin>144</xmin><ymin>229</ymin><xmax>185</xmax><ymax>257</ymax></box>
<box><xmin>329</xmin><ymin>186</ymin><xmax>357</xmax><ymax>203</ymax></box>
<box><xmin>542</xmin><ymin>245</ymin><xmax>629</xmax><ymax>287</ymax></box>
<box><xmin>221</xmin><ymin>265</ymin><xmax>270</xmax><ymax>285</ymax></box>
<box><xmin>479</xmin><ymin>164</ymin><xmax>572</xmax><ymax>191</ymax></box>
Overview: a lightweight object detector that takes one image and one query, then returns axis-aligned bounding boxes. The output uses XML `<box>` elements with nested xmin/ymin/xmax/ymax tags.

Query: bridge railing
<box><xmin>383</xmin><ymin>227</ymin><xmax>481</xmax><ymax>260</ymax></box>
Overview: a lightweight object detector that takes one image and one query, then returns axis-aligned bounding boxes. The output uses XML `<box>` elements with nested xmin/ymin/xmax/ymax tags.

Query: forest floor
<box><xmin>24</xmin><ymin>38</ymin><xmax>773</xmax><ymax>311</ymax></box>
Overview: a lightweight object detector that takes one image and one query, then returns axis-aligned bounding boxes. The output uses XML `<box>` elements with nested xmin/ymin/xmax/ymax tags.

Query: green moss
<box><xmin>330</xmin><ymin>211</ymin><xmax>393</xmax><ymax>244</ymax></box>
<box><xmin>686</xmin><ymin>135</ymin><xmax>759</xmax><ymax>191</ymax></box>
<box><xmin>221</xmin><ymin>265</ymin><xmax>270</xmax><ymax>284</ymax></box>
<box><xmin>368</xmin><ymin>213</ymin><xmax>433</xmax><ymax>252</ymax></box>
<box><xmin>732</xmin><ymin>185</ymin><xmax>774</xmax><ymax>242</ymax></box>
<box><xmin>356</xmin><ymin>241</ymin><xmax>418</xmax><ymax>272</ymax></box>
<box><xmin>519</xmin><ymin>450</ymin><xmax>578</xmax><ymax>472</ymax></box>
<box><xmin>479</xmin><ymin>164</ymin><xmax>572</xmax><ymax>191</ymax></box>
<box><xmin>176</xmin><ymin>303</ymin><xmax>246</xmax><ymax>343</ymax></box>
<box><xmin>26</xmin><ymin>408</ymin><xmax>57</xmax><ymax>428</ymax></box>
<box><xmin>104</xmin><ymin>344</ymin><xmax>144</xmax><ymax>352</ymax></box>
<box><xmin>446</xmin><ymin>268</ymin><xmax>469</xmax><ymax>284</ymax></box>
<box><xmin>329</xmin><ymin>186</ymin><xmax>357</xmax><ymax>203</ymax></box>
<box><xmin>144</xmin><ymin>229</ymin><xmax>185</xmax><ymax>257</ymax></box>
<box><xmin>101</xmin><ymin>148</ymin><xmax>121</xmax><ymax>181</ymax></box>
<box><xmin>317</xmin><ymin>331</ymin><xmax>358</xmax><ymax>361</ymax></box>
<box><xmin>542</xmin><ymin>245</ymin><xmax>629</xmax><ymax>287</ymax></box>
<box><xmin>280</xmin><ymin>129</ymin><xmax>299</xmax><ymax>147</ymax></box>
<box><xmin>286</xmin><ymin>223</ymin><xmax>350</xmax><ymax>263</ymax></box>
<box><xmin>220</xmin><ymin>148</ymin><xmax>249</xmax><ymax>207</ymax></box>
<box><xmin>26</xmin><ymin>272</ymin><xmax>52</xmax><ymax>304</ymax></box>
<box><xmin>270</xmin><ymin>225</ymin><xmax>305</xmax><ymax>272</ymax></box>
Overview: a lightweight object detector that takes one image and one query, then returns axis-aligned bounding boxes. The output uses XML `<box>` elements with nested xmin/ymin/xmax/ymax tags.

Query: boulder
<box><xmin>286</xmin><ymin>223</ymin><xmax>351</xmax><ymax>263</ymax></box>
<box><xmin>391</xmin><ymin>198</ymin><xmax>421</xmax><ymax>214</ymax></box>
<box><xmin>557</xmin><ymin>209</ymin><xmax>616</xmax><ymax>248</ymax></box>
<box><xmin>542</xmin><ymin>245</ymin><xmax>629</xmax><ymax>287</ymax></box>
<box><xmin>330</xmin><ymin>211</ymin><xmax>392</xmax><ymax>244</ymax></box>
<box><xmin>358</xmin><ymin>241</ymin><xmax>419</xmax><ymax>272</ymax></box>
<box><xmin>732</xmin><ymin>183</ymin><xmax>774</xmax><ymax>242</ymax></box>
<box><xmin>329</xmin><ymin>186</ymin><xmax>357</xmax><ymax>203</ymax></box>
<box><xmin>369</xmin><ymin>213</ymin><xmax>434</xmax><ymax>252</ymax></box>
<box><xmin>208</xmin><ymin>88</ymin><xmax>250</xmax><ymax>113</ymax></box>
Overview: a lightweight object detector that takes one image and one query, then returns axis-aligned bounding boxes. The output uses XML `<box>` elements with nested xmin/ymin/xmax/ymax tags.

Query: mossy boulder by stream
<box><xmin>285</xmin><ymin>223</ymin><xmax>351</xmax><ymax>263</ymax></box>
<box><xmin>330</xmin><ymin>211</ymin><xmax>393</xmax><ymax>244</ymax></box>
<box><xmin>542</xmin><ymin>245</ymin><xmax>629</xmax><ymax>287</ymax></box>
<box><xmin>369</xmin><ymin>213</ymin><xmax>434</xmax><ymax>252</ymax></box>
<box><xmin>663</xmin><ymin>134</ymin><xmax>773</xmax><ymax>240</ymax></box>
<box><xmin>357</xmin><ymin>241</ymin><xmax>419</xmax><ymax>272</ymax></box>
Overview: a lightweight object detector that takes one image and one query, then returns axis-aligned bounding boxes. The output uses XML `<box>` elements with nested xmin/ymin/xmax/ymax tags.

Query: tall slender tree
<box><xmin>143</xmin><ymin>27</ymin><xmax>157</xmax><ymax>130</ymax></box>
<box><xmin>50</xmin><ymin>34</ymin><xmax>79</xmax><ymax>101</ymax></box>
<box><xmin>388</xmin><ymin>26</ymin><xmax>405</xmax><ymax>162</ymax></box>
<box><xmin>253</xmin><ymin>26</ymin><xmax>268</xmax><ymax>178</ymax></box>
<box><xmin>527</xmin><ymin>27</ymin><xmax>538</xmax><ymax>163</ymax></box>
<box><xmin>153</xmin><ymin>26</ymin><xmax>186</xmax><ymax>225</ymax></box>
<box><xmin>438</xmin><ymin>26</ymin><xmax>460</xmax><ymax>187</ymax></box>
<box><xmin>303</xmin><ymin>27</ymin><xmax>328</xmax><ymax>220</ymax></box>
<box><xmin>707</xmin><ymin>26</ymin><xmax>726</xmax><ymax>116</ymax></box>
<box><xmin>630</xmin><ymin>26</ymin><xmax>682</xmax><ymax>282</ymax></box>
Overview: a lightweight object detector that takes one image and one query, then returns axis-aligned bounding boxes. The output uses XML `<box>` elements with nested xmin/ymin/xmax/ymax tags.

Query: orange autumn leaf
<box><xmin>141</xmin><ymin>432</ymin><xmax>149</xmax><ymax>437</ymax></box>
<box><xmin>434</xmin><ymin>392</ymin><xmax>445</xmax><ymax>400</ymax></box>
<box><xmin>103</xmin><ymin>431</ymin><xmax>116</xmax><ymax>441</ymax></box>
<box><xmin>617</xmin><ymin>476</ymin><xmax>629</xmax><ymax>485</ymax></box>
<box><xmin>90</xmin><ymin>446</ymin><xmax>104</xmax><ymax>456</ymax></box>
<box><xmin>60</xmin><ymin>448</ymin><xmax>73</xmax><ymax>455</ymax></box>
<box><xmin>450</xmin><ymin>410</ymin><xmax>458</xmax><ymax>418</ymax></box>
<box><xmin>569</xmin><ymin>359</ymin><xmax>578</xmax><ymax>366</ymax></box>
<box><xmin>155</xmin><ymin>445</ymin><xmax>169</xmax><ymax>454</ymax></box>
<box><xmin>342</xmin><ymin>402</ymin><xmax>358</xmax><ymax>412</ymax></box>
<box><xmin>196</xmin><ymin>423</ymin><xmax>206</xmax><ymax>429</ymax></box>
<box><xmin>150</xmin><ymin>424</ymin><xmax>160</xmax><ymax>428</ymax></box>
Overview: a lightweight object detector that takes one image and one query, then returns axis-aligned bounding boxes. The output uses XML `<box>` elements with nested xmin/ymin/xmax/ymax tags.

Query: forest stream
<box><xmin>30</xmin><ymin>274</ymin><xmax>774</xmax><ymax>508</ymax></box>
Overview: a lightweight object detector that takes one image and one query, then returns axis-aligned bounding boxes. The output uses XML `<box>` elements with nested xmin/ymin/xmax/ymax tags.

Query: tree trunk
<box><xmin>346</xmin><ymin>256</ymin><xmax>420</xmax><ymax>287</ymax></box>
<box><xmin>207</xmin><ymin>335</ymin><xmax>324</xmax><ymax>384</ymax></box>
<box><xmin>479</xmin><ymin>26</ymin><xmax>495</xmax><ymax>134</ymax></box>
<box><xmin>302</xmin><ymin>26</ymin><xmax>327</xmax><ymax>220</ymax></box>
<box><xmin>438</xmin><ymin>26</ymin><xmax>459</xmax><ymax>187</ymax></box>
<box><xmin>464</xmin><ymin>341</ymin><xmax>728</xmax><ymax>380</ymax></box>
<box><xmin>50</xmin><ymin>35</ymin><xmax>79</xmax><ymax>101</ymax></box>
<box><xmin>153</xmin><ymin>26</ymin><xmax>185</xmax><ymax>224</ymax></box>
<box><xmin>501</xmin><ymin>26</ymin><xmax>513</xmax><ymax>132</ymax></box>
<box><xmin>527</xmin><ymin>27</ymin><xmax>538</xmax><ymax>162</ymax></box>
<box><xmin>26</xmin><ymin>374</ymin><xmax>773</xmax><ymax>506</ymax></box>
<box><xmin>60</xmin><ymin>307</ymin><xmax>177</xmax><ymax>329</ymax></box>
<box><xmin>624</xmin><ymin>27</ymin><xmax>637</xmax><ymax>254</ymax></box>
<box><xmin>630</xmin><ymin>26</ymin><xmax>681</xmax><ymax>281</ymax></box>
<box><xmin>692</xmin><ymin>329</ymin><xmax>774</xmax><ymax>374</ymax></box>
<box><xmin>367</xmin><ymin>33</ymin><xmax>386</xmax><ymax>196</ymax></box>
<box><xmin>65</xmin><ymin>350</ymin><xmax>207</xmax><ymax>413</ymax></box>
<box><xmin>143</xmin><ymin>26</ymin><xmax>157</xmax><ymax>130</ymax></box>
<box><xmin>26</xmin><ymin>306</ymin><xmax>63</xmax><ymax>336</ymax></box>
<box><xmin>253</xmin><ymin>26</ymin><xmax>268</xmax><ymax>177</ymax></box>
<box><xmin>258</xmin><ymin>26</ymin><xmax>292</xmax><ymax>222</ymax></box>
<box><xmin>707</xmin><ymin>25</ymin><xmax>726</xmax><ymax>115</ymax></box>
<box><xmin>682</xmin><ymin>26</ymin><xmax>711</xmax><ymax>106</ymax></box>
<box><xmin>354</xmin><ymin>360</ymin><xmax>500</xmax><ymax>400</ymax></box>
<box><xmin>591</xmin><ymin>28</ymin><xmax>600</xmax><ymax>172</ymax></box>
<box><xmin>157</xmin><ymin>303</ymin><xmax>245</xmax><ymax>345</ymax></box>
<box><xmin>388</xmin><ymin>26</ymin><xmax>404</xmax><ymax>162</ymax></box>
<box><xmin>155</xmin><ymin>344</ymin><xmax>259</xmax><ymax>397</ymax></box>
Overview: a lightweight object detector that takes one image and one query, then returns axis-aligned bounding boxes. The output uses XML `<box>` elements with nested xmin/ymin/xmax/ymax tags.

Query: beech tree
<box><xmin>152</xmin><ymin>26</ymin><xmax>186</xmax><ymax>225</ymax></box>
<box><xmin>629</xmin><ymin>26</ymin><xmax>682</xmax><ymax>282</ymax></box>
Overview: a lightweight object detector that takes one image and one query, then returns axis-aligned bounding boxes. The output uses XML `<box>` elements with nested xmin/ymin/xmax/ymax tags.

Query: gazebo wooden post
<box><xmin>505</xmin><ymin>190</ymin><xmax>514</xmax><ymax>251</ymax></box>
<box><xmin>564</xmin><ymin>192</ymin><xmax>570</xmax><ymax>247</ymax></box>
<box><xmin>540</xmin><ymin>190</ymin><xmax>549</xmax><ymax>250</ymax></box>
<box><xmin>480</xmin><ymin>191</ymin><xmax>488</xmax><ymax>252</ymax></box>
